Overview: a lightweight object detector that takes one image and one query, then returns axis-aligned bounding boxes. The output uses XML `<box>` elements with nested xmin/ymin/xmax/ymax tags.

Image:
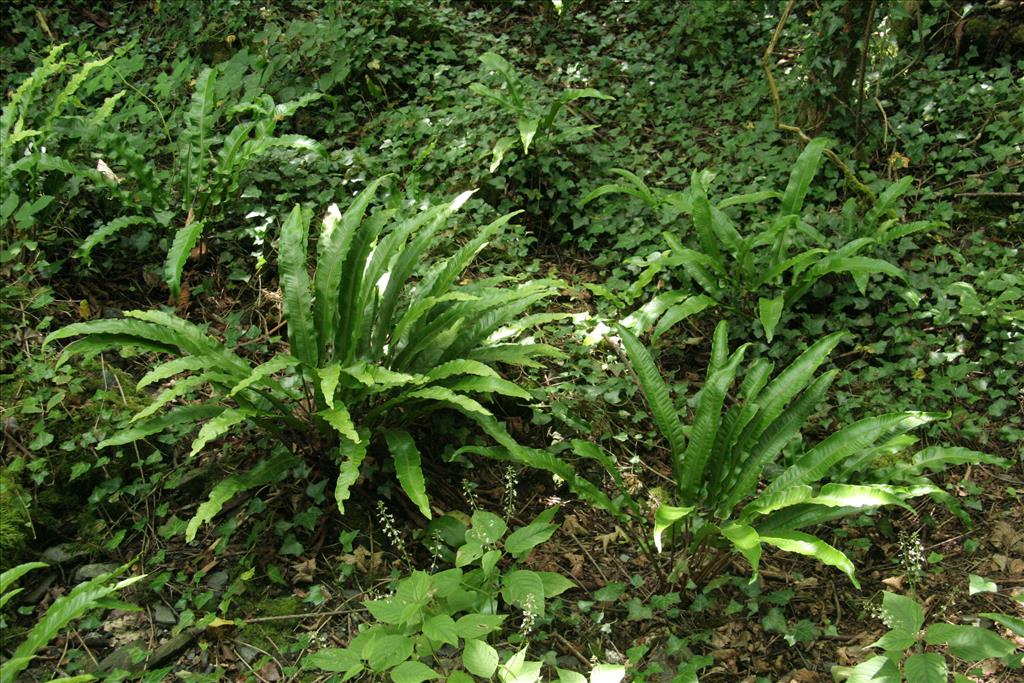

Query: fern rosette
<box><xmin>614</xmin><ymin>321</ymin><xmax>1005</xmax><ymax>587</ymax></box>
<box><xmin>46</xmin><ymin>179</ymin><xmax>565</xmax><ymax>540</ymax></box>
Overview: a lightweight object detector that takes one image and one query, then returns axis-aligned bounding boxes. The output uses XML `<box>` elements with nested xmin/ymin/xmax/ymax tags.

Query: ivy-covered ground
<box><xmin>1</xmin><ymin>2</ymin><xmax>1022</xmax><ymax>682</ymax></box>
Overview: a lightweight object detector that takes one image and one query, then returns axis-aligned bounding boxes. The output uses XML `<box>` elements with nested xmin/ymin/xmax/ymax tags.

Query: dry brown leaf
<box><xmin>595</xmin><ymin>526</ymin><xmax>627</xmax><ymax>552</ymax></box>
<box><xmin>562</xmin><ymin>514</ymin><xmax>586</xmax><ymax>535</ymax></box>
<box><xmin>881</xmin><ymin>575</ymin><xmax>905</xmax><ymax>590</ymax></box>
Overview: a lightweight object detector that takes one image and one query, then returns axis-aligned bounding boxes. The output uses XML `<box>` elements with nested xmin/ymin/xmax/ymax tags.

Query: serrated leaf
<box><xmin>466</xmin><ymin>511</ymin><xmax>507</xmax><ymax>545</ymax></box>
<box><xmin>842</xmin><ymin>656</ymin><xmax>901</xmax><ymax>683</ymax></box>
<box><xmin>303</xmin><ymin>647</ymin><xmax>361</xmax><ymax>673</ymax></box>
<box><xmin>537</xmin><ymin>572</ymin><xmax>575</xmax><ymax>597</ymax></box>
<box><xmin>365</xmin><ymin>633</ymin><xmax>413</xmax><ymax>672</ymax></box>
<box><xmin>880</xmin><ymin>591</ymin><xmax>925</xmax><ymax>634</ymax></box>
<box><xmin>502</xmin><ymin>570</ymin><xmax>545</xmax><ymax>616</ymax></box>
<box><xmin>455</xmin><ymin>613</ymin><xmax>505</xmax><ymax>639</ymax></box>
<box><xmin>499</xmin><ymin>648</ymin><xmax>542</xmax><ymax>683</ymax></box>
<box><xmin>869</xmin><ymin>628</ymin><xmax>918</xmax><ymax>653</ymax></box>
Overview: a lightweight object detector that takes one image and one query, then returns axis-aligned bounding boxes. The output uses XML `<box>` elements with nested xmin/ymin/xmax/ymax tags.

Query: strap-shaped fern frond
<box><xmin>761</xmin><ymin>412</ymin><xmax>946</xmax><ymax>498</ymax></box>
<box><xmin>279</xmin><ymin>204</ymin><xmax>318</xmax><ymax>368</ymax></box>
<box><xmin>180</xmin><ymin>66</ymin><xmax>217</xmax><ymax>212</ymax></box>
<box><xmin>615</xmin><ymin>323</ymin><xmax>687</xmax><ymax>482</ymax></box>
<box><xmin>313</xmin><ymin>177</ymin><xmax>391</xmax><ymax>364</ymax></box>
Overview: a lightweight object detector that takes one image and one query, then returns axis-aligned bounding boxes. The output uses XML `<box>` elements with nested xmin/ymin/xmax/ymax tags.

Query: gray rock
<box><xmin>93</xmin><ymin>641</ymin><xmax>148</xmax><ymax>673</ymax></box>
<box><xmin>152</xmin><ymin>604</ymin><xmax>177</xmax><ymax>625</ymax></box>
<box><xmin>235</xmin><ymin>643</ymin><xmax>260</xmax><ymax>664</ymax></box>
<box><xmin>73</xmin><ymin>563</ymin><xmax>120</xmax><ymax>582</ymax></box>
<box><xmin>22</xmin><ymin>572</ymin><xmax>56</xmax><ymax>603</ymax></box>
<box><xmin>41</xmin><ymin>544</ymin><xmax>89</xmax><ymax>564</ymax></box>
<box><xmin>205</xmin><ymin>570</ymin><xmax>229</xmax><ymax>591</ymax></box>
<box><xmin>91</xmin><ymin>630</ymin><xmax>199</xmax><ymax>673</ymax></box>
<box><xmin>83</xmin><ymin>631</ymin><xmax>112</xmax><ymax>648</ymax></box>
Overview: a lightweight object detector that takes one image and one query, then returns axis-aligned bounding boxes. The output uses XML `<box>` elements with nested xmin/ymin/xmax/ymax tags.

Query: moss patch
<box><xmin>234</xmin><ymin>594</ymin><xmax>306</xmax><ymax>652</ymax></box>
<box><xmin>0</xmin><ymin>469</ymin><xmax>31</xmax><ymax>572</ymax></box>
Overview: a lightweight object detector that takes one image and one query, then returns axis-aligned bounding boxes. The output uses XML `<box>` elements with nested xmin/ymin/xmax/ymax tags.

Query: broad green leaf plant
<box><xmin>46</xmin><ymin>179</ymin><xmax>561</xmax><ymax>539</ymax></box>
<box><xmin>614</xmin><ymin>320</ymin><xmax>959</xmax><ymax>588</ymax></box>
<box><xmin>303</xmin><ymin>508</ymin><xmax>624</xmax><ymax>683</ymax></box>
<box><xmin>831</xmin><ymin>591</ymin><xmax>1022</xmax><ymax>682</ymax></box>
<box><xmin>588</xmin><ymin>139</ymin><xmax>934</xmax><ymax>342</ymax></box>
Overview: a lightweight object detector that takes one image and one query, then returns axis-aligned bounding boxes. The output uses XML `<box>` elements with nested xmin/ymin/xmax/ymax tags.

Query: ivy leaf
<box><xmin>968</xmin><ymin>574</ymin><xmax>997</xmax><ymax>595</ymax></box>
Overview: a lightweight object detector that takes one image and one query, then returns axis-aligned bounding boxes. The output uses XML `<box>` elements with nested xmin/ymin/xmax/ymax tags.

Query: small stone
<box><xmin>83</xmin><ymin>631</ymin><xmax>112</xmax><ymax>648</ymax></box>
<box><xmin>41</xmin><ymin>544</ymin><xmax>89</xmax><ymax>564</ymax></box>
<box><xmin>152</xmin><ymin>604</ymin><xmax>177</xmax><ymax>625</ymax></box>
<box><xmin>236</xmin><ymin>644</ymin><xmax>260</xmax><ymax>664</ymax></box>
<box><xmin>205</xmin><ymin>570</ymin><xmax>229</xmax><ymax>591</ymax></box>
<box><xmin>93</xmin><ymin>641</ymin><xmax>148</xmax><ymax>673</ymax></box>
<box><xmin>22</xmin><ymin>572</ymin><xmax>56</xmax><ymax>603</ymax></box>
<box><xmin>74</xmin><ymin>563</ymin><xmax>120</xmax><ymax>582</ymax></box>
